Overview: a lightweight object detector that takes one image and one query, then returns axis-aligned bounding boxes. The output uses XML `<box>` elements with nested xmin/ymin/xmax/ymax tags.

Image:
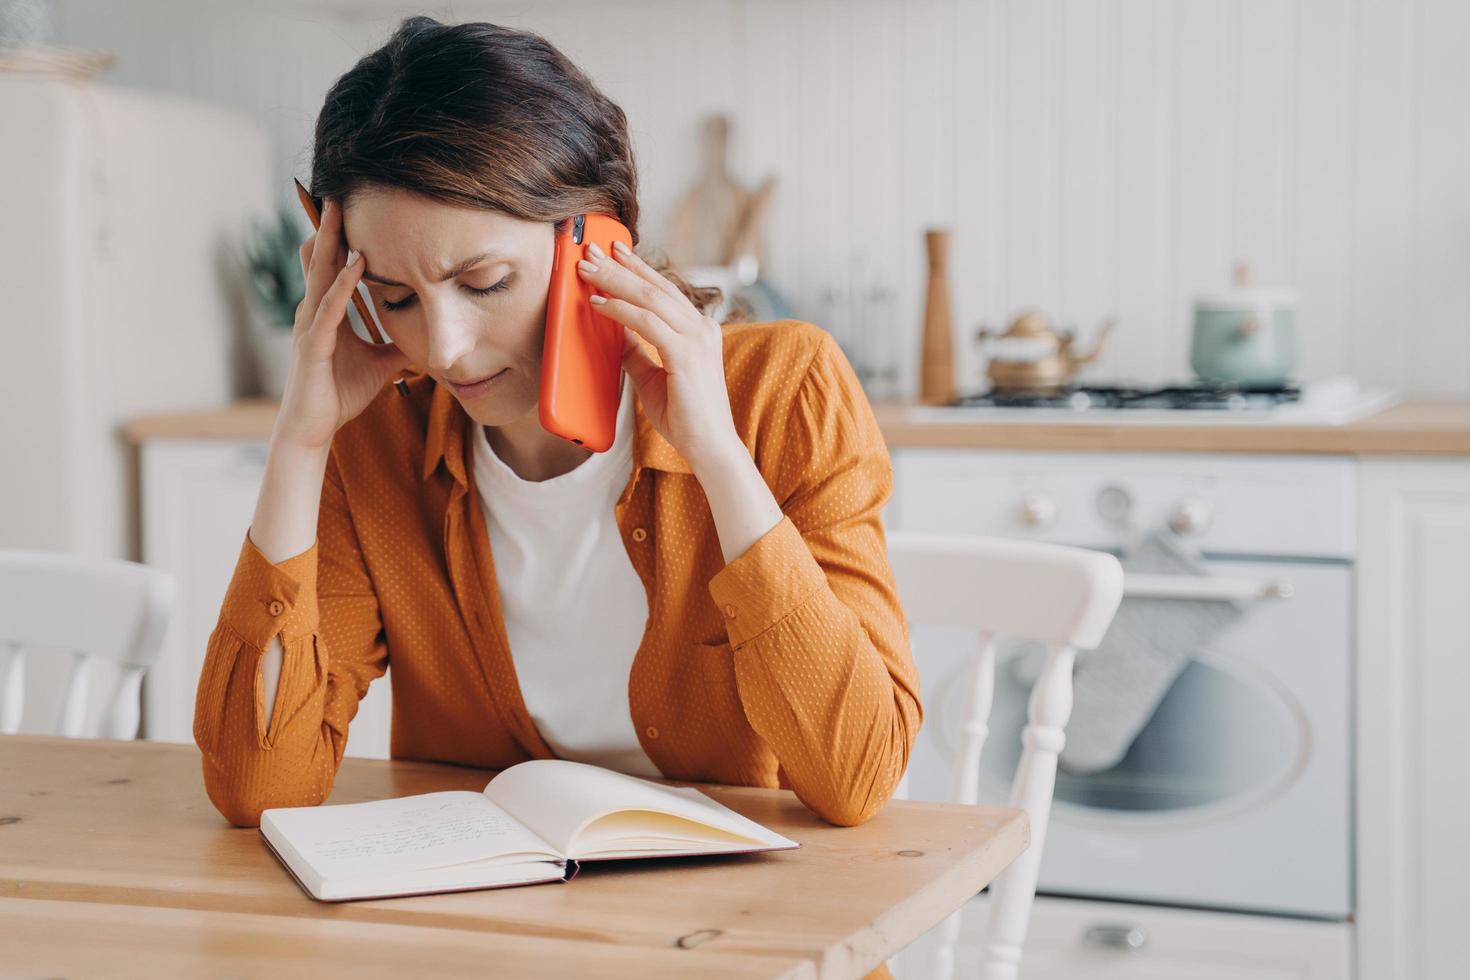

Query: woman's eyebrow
<box><xmin>360</xmin><ymin>250</ymin><xmax>508</xmax><ymax>287</ymax></box>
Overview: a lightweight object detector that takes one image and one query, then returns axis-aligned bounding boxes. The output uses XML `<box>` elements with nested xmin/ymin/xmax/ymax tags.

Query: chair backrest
<box><xmin>886</xmin><ymin>530</ymin><xmax>1124</xmax><ymax>980</ymax></box>
<box><xmin>888</xmin><ymin>531</ymin><xmax>1122</xmax><ymax>648</ymax></box>
<box><xmin>0</xmin><ymin>549</ymin><xmax>176</xmax><ymax>739</ymax></box>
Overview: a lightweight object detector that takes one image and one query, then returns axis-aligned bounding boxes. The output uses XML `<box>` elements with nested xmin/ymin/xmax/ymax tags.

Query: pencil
<box><xmin>292</xmin><ymin>178</ymin><xmax>412</xmax><ymax>400</ymax></box>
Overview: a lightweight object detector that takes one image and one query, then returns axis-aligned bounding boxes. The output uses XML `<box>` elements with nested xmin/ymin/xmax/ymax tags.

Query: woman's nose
<box><xmin>423</xmin><ymin>310</ymin><xmax>478</xmax><ymax>373</ymax></box>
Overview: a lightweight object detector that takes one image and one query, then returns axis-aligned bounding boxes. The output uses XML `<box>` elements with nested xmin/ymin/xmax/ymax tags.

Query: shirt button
<box><xmin>723</xmin><ymin>604</ymin><xmax>737</xmax><ymax>619</ymax></box>
<box><xmin>645</xmin><ymin>726</ymin><xmax>659</xmax><ymax>739</ymax></box>
<box><xmin>631</xmin><ymin>527</ymin><xmax>647</xmax><ymax>542</ymax></box>
<box><xmin>267</xmin><ymin>600</ymin><xmax>285</xmax><ymax>617</ymax></box>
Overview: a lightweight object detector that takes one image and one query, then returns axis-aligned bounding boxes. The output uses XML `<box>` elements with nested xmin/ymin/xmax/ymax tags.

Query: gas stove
<box><xmin>954</xmin><ymin>381</ymin><xmax>1303</xmax><ymax>412</ymax></box>
<box><xmin>912</xmin><ymin>376</ymin><xmax>1396</xmax><ymax>426</ymax></box>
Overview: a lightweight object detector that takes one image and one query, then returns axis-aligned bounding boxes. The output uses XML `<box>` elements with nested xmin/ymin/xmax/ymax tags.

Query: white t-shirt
<box><xmin>469</xmin><ymin>381</ymin><xmax>660</xmax><ymax>778</ymax></box>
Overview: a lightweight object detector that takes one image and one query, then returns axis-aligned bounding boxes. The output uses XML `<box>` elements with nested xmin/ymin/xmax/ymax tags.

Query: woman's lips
<box><xmin>448</xmin><ymin>368</ymin><xmax>509</xmax><ymax>397</ymax></box>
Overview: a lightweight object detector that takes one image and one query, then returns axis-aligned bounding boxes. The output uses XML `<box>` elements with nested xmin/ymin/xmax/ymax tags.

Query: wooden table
<box><xmin>0</xmin><ymin>735</ymin><xmax>1028</xmax><ymax>979</ymax></box>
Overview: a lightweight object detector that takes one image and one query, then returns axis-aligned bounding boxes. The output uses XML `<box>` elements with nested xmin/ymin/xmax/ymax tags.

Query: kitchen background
<box><xmin>38</xmin><ymin>0</ymin><xmax>1470</xmax><ymax>400</ymax></box>
<box><xmin>4</xmin><ymin>2</ymin><xmax>1469</xmax><ymax>979</ymax></box>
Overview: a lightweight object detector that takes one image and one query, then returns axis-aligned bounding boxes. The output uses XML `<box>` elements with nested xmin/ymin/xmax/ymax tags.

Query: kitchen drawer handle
<box><xmin>1082</xmin><ymin>923</ymin><xmax>1148</xmax><ymax>950</ymax></box>
<box><xmin>1123</xmin><ymin>573</ymin><xmax>1294</xmax><ymax>602</ymax></box>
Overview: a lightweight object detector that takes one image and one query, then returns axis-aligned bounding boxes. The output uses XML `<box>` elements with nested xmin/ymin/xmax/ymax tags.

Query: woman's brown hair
<box><xmin>308</xmin><ymin>15</ymin><xmax>721</xmax><ymax>317</ymax></box>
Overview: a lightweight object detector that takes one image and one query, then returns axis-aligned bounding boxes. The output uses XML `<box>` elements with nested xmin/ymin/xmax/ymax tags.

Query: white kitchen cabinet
<box><xmin>1355</xmin><ymin>458</ymin><xmax>1470</xmax><ymax>980</ymax></box>
<box><xmin>138</xmin><ymin>438</ymin><xmax>391</xmax><ymax>759</ymax></box>
<box><xmin>891</xmin><ymin>894</ymin><xmax>1350</xmax><ymax>980</ymax></box>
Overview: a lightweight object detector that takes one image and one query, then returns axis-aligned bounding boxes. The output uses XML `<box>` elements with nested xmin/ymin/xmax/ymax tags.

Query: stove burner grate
<box><xmin>952</xmin><ymin>382</ymin><xmax>1303</xmax><ymax>411</ymax></box>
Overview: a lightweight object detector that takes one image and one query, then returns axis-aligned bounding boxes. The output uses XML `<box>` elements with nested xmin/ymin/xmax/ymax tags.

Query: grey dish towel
<box><xmin>1009</xmin><ymin>526</ymin><xmax>1246</xmax><ymax>776</ymax></box>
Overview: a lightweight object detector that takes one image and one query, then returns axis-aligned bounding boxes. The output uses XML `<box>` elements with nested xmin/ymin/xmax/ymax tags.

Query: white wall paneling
<box><xmin>1348</xmin><ymin>0</ymin><xmax>1416</xmax><ymax>395</ymax></box>
<box><xmin>1112</xmin><ymin>0</ymin><xmax>1173</xmax><ymax>383</ymax></box>
<box><xmin>1293</xmin><ymin>0</ymin><xmax>1355</xmax><ymax>384</ymax></box>
<box><xmin>49</xmin><ymin>0</ymin><xmax>1470</xmax><ymax>396</ymax></box>
<box><xmin>1408</xmin><ymin>0</ymin><xmax>1470</xmax><ymax>395</ymax></box>
<box><xmin>1057</xmin><ymin>0</ymin><xmax>1115</xmax><ymax>382</ymax></box>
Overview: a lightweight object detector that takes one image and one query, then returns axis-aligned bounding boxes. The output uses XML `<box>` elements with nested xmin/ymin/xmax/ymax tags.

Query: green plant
<box><xmin>244</xmin><ymin>205</ymin><xmax>308</xmax><ymax>329</ymax></box>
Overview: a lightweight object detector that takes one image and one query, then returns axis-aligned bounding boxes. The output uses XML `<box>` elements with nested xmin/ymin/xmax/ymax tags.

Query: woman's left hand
<box><xmin>577</xmin><ymin>240</ymin><xmax>743</xmax><ymax>473</ymax></box>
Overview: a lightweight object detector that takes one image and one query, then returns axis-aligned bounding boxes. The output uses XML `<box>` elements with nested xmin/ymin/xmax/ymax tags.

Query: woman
<box><xmin>193</xmin><ymin>16</ymin><xmax>920</xmax><ymax>839</ymax></box>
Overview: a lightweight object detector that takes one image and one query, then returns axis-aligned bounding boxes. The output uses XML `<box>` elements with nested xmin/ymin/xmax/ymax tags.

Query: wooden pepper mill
<box><xmin>919</xmin><ymin>228</ymin><xmax>955</xmax><ymax>404</ymax></box>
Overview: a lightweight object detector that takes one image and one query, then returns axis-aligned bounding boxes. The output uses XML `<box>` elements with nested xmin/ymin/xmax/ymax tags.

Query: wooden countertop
<box><xmin>872</xmin><ymin>399</ymin><xmax>1470</xmax><ymax>456</ymax></box>
<box><xmin>122</xmin><ymin>398</ymin><xmax>282</xmax><ymax>443</ymax></box>
<box><xmin>1</xmin><ymin>735</ymin><xmax>1026</xmax><ymax>979</ymax></box>
<box><xmin>122</xmin><ymin>397</ymin><xmax>1470</xmax><ymax>457</ymax></box>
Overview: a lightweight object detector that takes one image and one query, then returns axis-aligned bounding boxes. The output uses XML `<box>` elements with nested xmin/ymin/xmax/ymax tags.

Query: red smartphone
<box><xmin>539</xmin><ymin>212</ymin><xmax>634</xmax><ymax>452</ymax></box>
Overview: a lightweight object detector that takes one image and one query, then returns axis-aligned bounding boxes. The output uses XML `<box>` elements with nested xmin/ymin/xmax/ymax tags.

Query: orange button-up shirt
<box><xmin>192</xmin><ymin>318</ymin><xmax>922</xmax><ymax>833</ymax></box>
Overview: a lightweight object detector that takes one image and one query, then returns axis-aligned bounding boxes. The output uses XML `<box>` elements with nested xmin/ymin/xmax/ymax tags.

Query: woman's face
<box><xmin>343</xmin><ymin>188</ymin><xmax>554</xmax><ymax>427</ymax></box>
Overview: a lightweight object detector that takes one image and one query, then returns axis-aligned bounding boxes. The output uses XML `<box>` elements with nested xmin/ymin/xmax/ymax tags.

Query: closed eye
<box><xmin>380</xmin><ymin>276</ymin><xmax>512</xmax><ymax>312</ymax></box>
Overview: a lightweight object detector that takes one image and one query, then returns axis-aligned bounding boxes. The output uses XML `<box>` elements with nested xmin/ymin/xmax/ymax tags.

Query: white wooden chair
<box><xmin>0</xmin><ymin>549</ymin><xmax>176</xmax><ymax>739</ymax></box>
<box><xmin>887</xmin><ymin>531</ymin><xmax>1124</xmax><ymax>980</ymax></box>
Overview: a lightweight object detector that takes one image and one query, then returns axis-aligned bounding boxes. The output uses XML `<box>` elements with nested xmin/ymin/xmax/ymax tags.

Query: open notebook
<box><xmin>259</xmin><ymin>758</ymin><xmax>800</xmax><ymax>901</ymax></box>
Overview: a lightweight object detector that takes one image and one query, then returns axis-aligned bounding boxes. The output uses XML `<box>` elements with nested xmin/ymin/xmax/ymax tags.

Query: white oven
<box><xmin>890</xmin><ymin>450</ymin><xmax>1353</xmax><ymax>920</ymax></box>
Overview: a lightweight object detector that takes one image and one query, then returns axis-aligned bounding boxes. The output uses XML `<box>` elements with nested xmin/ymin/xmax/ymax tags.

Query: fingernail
<box><xmin>346</xmin><ymin>249</ymin><xmax>360</xmax><ymax>266</ymax></box>
<box><xmin>589</xmin><ymin>294</ymin><xmax>606</xmax><ymax>305</ymax></box>
<box><xmin>586</xmin><ymin>241</ymin><xmax>605</xmax><ymax>260</ymax></box>
<box><xmin>578</xmin><ymin>258</ymin><xmax>598</xmax><ymax>274</ymax></box>
<box><xmin>613</xmin><ymin>240</ymin><xmax>631</xmax><ymax>256</ymax></box>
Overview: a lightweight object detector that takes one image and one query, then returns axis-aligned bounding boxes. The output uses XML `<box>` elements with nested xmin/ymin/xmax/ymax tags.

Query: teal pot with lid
<box><xmin>1189</xmin><ymin>285</ymin><xmax>1297</xmax><ymax>385</ymax></box>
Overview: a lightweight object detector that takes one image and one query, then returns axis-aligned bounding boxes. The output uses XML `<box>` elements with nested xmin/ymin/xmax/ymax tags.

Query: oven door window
<box><xmin>963</xmin><ymin>641</ymin><xmax>1306</xmax><ymax>816</ymax></box>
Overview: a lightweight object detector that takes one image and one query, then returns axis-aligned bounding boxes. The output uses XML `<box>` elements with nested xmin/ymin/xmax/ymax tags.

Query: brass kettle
<box><xmin>975</xmin><ymin>310</ymin><xmax>1116</xmax><ymax>391</ymax></box>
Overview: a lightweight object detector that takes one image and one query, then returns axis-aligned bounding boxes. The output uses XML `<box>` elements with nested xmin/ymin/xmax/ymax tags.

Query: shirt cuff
<box><xmin>217</xmin><ymin>531</ymin><xmax>320</xmax><ymax>650</ymax></box>
<box><xmin>707</xmin><ymin>515</ymin><xmax>826</xmax><ymax>648</ymax></box>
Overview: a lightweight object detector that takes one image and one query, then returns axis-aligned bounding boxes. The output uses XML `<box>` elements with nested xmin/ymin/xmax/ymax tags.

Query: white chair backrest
<box><xmin>886</xmin><ymin>530</ymin><xmax>1124</xmax><ymax>980</ymax></box>
<box><xmin>888</xmin><ymin>531</ymin><xmax>1121</xmax><ymax>648</ymax></box>
<box><xmin>0</xmin><ymin>549</ymin><xmax>176</xmax><ymax>739</ymax></box>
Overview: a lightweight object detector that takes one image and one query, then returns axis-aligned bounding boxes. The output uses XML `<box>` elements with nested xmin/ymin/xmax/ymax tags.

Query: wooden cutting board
<box><xmin>727</xmin><ymin>174</ymin><xmax>777</xmax><ymax>270</ymax></box>
<box><xmin>666</xmin><ymin>114</ymin><xmax>775</xmax><ymax>270</ymax></box>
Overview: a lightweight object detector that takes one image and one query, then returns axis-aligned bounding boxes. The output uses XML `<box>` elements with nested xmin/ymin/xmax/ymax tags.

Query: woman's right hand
<box><xmin>271</xmin><ymin>197</ymin><xmax>411</xmax><ymax>452</ymax></box>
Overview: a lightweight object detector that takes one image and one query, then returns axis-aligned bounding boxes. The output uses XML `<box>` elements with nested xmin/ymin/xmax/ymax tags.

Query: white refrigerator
<box><xmin>0</xmin><ymin>73</ymin><xmax>273</xmax><ymax>733</ymax></box>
